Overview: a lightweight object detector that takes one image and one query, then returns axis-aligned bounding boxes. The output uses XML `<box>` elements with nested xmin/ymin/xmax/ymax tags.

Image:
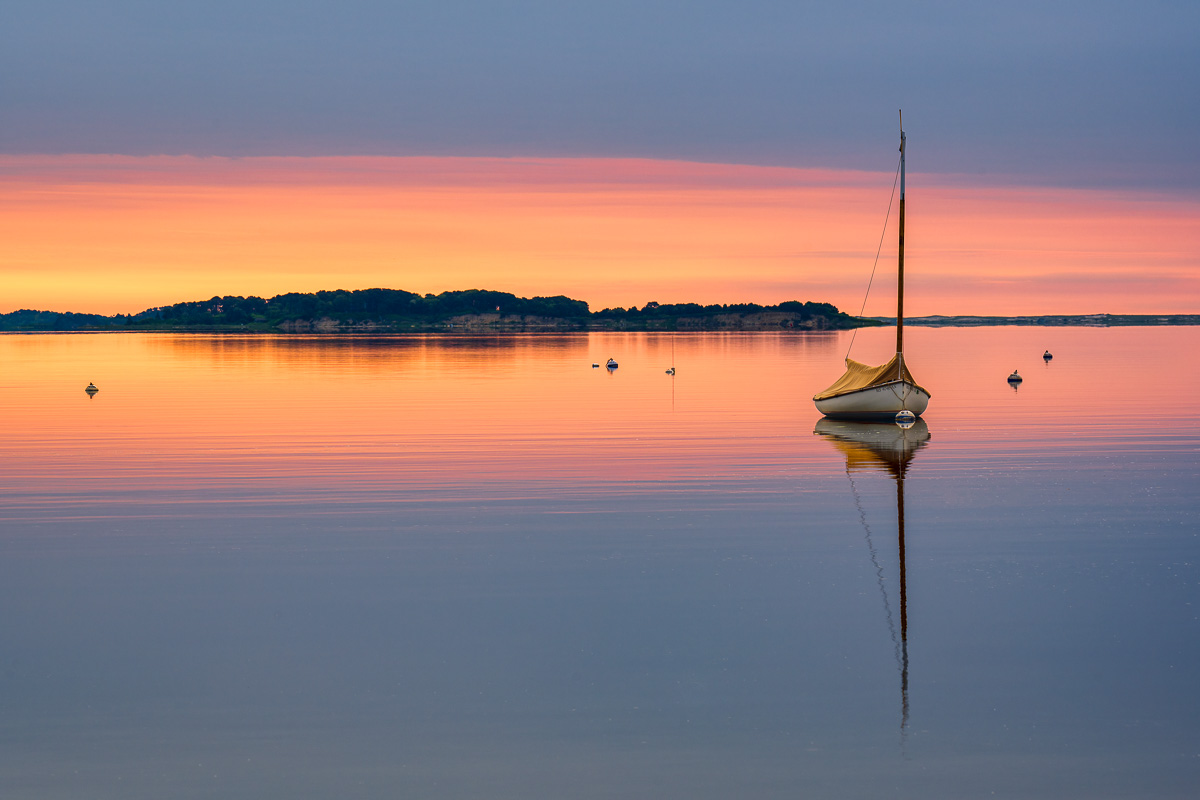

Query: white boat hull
<box><xmin>814</xmin><ymin>380</ymin><xmax>930</xmax><ymax>420</ymax></box>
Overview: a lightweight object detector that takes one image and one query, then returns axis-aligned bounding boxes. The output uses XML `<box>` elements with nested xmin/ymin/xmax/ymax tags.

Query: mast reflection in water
<box><xmin>814</xmin><ymin>418</ymin><xmax>930</xmax><ymax>734</ymax></box>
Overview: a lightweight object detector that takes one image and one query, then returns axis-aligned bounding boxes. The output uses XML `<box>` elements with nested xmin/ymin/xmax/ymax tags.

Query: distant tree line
<box><xmin>0</xmin><ymin>288</ymin><xmax>860</xmax><ymax>331</ymax></box>
<box><xmin>125</xmin><ymin>289</ymin><xmax>590</xmax><ymax>327</ymax></box>
<box><xmin>0</xmin><ymin>309</ymin><xmax>129</xmax><ymax>331</ymax></box>
<box><xmin>595</xmin><ymin>299</ymin><xmax>844</xmax><ymax>322</ymax></box>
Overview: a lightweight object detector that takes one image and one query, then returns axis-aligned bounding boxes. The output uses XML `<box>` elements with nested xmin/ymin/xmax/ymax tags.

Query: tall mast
<box><xmin>897</xmin><ymin>110</ymin><xmax>906</xmax><ymax>357</ymax></box>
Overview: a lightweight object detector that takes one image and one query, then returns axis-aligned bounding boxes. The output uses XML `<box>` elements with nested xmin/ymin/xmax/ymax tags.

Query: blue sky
<box><xmin>3</xmin><ymin>0</ymin><xmax>1197</xmax><ymax>190</ymax></box>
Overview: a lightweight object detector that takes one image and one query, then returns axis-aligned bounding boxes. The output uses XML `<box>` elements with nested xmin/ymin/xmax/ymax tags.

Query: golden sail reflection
<box><xmin>814</xmin><ymin>418</ymin><xmax>930</xmax><ymax>734</ymax></box>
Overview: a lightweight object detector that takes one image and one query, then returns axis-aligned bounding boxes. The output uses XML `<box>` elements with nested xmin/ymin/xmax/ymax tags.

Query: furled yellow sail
<box><xmin>813</xmin><ymin>354</ymin><xmax>930</xmax><ymax>401</ymax></box>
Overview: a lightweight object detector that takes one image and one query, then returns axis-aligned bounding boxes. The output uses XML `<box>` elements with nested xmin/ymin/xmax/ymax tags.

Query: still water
<box><xmin>0</xmin><ymin>327</ymin><xmax>1197</xmax><ymax>799</ymax></box>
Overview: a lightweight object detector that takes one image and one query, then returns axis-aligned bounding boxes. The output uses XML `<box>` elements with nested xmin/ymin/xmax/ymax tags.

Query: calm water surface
<box><xmin>0</xmin><ymin>327</ymin><xmax>1197</xmax><ymax>799</ymax></box>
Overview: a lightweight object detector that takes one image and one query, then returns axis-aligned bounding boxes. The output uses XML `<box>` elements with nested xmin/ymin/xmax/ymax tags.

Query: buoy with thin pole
<box><xmin>85</xmin><ymin>382</ymin><xmax>99</xmax><ymax>395</ymax></box>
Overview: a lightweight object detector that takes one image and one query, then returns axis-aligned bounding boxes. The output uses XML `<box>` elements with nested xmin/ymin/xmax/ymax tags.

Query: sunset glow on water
<box><xmin>4</xmin><ymin>327</ymin><xmax>1195</xmax><ymax>504</ymax></box>
<box><xmin>0</xmin><ymin>328</ymin><xmax>1197</xmax><ymax>798</ymax></box>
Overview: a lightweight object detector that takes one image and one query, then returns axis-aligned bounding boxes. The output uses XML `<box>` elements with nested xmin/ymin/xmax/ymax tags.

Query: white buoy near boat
<box><xmin>895</xmin><ymin>409</ymin><xmax>916</xmax><ymax>426</ymax></box>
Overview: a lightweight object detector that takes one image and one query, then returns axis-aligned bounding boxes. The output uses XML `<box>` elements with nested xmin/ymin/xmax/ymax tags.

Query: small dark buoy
<box><xmin>592</xmin><ymin>363</ymin><xmax>599</xmax><ymax>368</ymax></box>
<box><xmin>606</xmin><ymin>357</ymin><xmax>618</xmax><ymax>369</ymax></box>
<box><xmin>85</xmin><ymin>382</ymin><xmax>99</xmax><ymax>395</ymax></box>
<box><xmin>1043</xmin><ymin>350</ymin><xmax>1053</xmax><ymax>361</ymax></box>
<box><xmin>1007</xmin><ymin>370</ymin><xmax>1022</xmax><ymax>383</ymax></box>
<box><xmin>665</xmin><ymin>367</ymin><xmax>675</xmax><ymax>375</ymax></box>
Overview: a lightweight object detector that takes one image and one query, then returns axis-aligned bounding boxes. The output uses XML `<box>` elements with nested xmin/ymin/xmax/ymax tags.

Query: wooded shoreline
<box><xmin>3</xmin><ymin>288</ymin><xmax>1195</xmax><ymax>332</ymax></box>
<box><xmin>0</xmin><ymin>288</ymin><xmax>864</xmax><ymax>332</ymax></box>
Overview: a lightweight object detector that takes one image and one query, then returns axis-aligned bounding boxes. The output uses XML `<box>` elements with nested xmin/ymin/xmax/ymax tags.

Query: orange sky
<box><xmin>2</xmin><ymin>154</ymin><xmax>1197</xmax><ymax>316</ymax></box>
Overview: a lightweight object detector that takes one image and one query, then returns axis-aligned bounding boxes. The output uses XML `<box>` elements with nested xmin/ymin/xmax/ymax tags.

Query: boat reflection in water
<box><xmin>814</xmin><ymin>417</ymin><xmax>930</xmax><ymax>734</ymax></box>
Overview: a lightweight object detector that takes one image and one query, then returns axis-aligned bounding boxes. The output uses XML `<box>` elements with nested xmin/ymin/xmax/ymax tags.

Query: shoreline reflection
<box><xmin>814</xmin><ymin>418</ymin><xmax>930</xmax><ymax>736</ymax></box>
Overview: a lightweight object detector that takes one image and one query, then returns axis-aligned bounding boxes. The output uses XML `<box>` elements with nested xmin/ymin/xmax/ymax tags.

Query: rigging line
<box><xmin>844</xmin><ymin>465</ymin><xmax>903</xmax><ymax>676</ymax></box>
<box><xmin>845</xmin><ymin>154</ymin><xmax>903</xmax><ymax>361</ymax></box>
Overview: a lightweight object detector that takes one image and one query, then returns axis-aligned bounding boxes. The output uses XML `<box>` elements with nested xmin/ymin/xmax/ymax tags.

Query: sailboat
<box><xmin>814</xmin><ymin>417</ymin><xmax>930</xmax><ymax>733</ymax></box>
<box><xmin>814</xmin><ymin>114</ymin><xmax>931</xmax><ymax>420</ymax></box>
